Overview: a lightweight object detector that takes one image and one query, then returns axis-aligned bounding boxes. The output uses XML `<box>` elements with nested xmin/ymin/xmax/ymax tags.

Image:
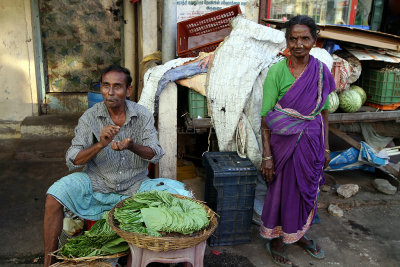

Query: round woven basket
<box><xmin>108</xmin><ymin>194</ymin><xmax>218</xmax><ymax>252</ymax></box>
<box><xmin>51</xmin><ymin>250</ymin><xmax>128</xmax><ymax>263</ymax></box>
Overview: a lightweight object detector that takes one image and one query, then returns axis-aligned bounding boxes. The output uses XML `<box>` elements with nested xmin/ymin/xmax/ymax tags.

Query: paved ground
<box><xmin>0</xmin><ymin>138</ymin><xmax>399</xmax><ymax>267</ymax></box>
<box><xmin>187</xmin><ymin>170</ymin><xmax>400</xmax><ymax>267</ymax></box>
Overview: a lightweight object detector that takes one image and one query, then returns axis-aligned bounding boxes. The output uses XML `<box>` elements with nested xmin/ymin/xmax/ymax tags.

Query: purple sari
<box><xmin>260</xmin><ymin>55</ymin><xmax>335</xmax><ymax>244</ymax></box>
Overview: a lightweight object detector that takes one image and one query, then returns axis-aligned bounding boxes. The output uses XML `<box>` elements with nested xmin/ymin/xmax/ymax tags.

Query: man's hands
<box><xmin>73</xmin><ymin>125</ymin><xmax>134</xmax><ymax>166</ymax></box>
<box><xmin>99</xmin><ymin>125</ymin><xmax>135</xmax><ymax>151</ymax></box>
<box><xmin>100</xmin><ymin>125</ymin><xmax>120</xmax><ymax>148</ymax></box>
<box><xmin>111</xmin><ymin>138</ymin><xmax>133</xmax><ymax>151</ymax></box>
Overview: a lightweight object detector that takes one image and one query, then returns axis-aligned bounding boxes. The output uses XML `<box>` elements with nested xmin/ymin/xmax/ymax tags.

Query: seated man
<box><xmin>43</xmin><ymin>65</ymin><xmax>164</xmax><ymax>266</ymax></box>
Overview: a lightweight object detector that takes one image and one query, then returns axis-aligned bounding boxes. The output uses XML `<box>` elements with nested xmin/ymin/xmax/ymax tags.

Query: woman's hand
<box><xmin>321</xmin><ymin>110</ymin><xmax>330</xmax><ymax>169</ymax></box>
<box><xmin>324</xmin><ymin>151</ymin><xmax>330</xmax><ymax>169</ymax></box>
<box><xmin>260</xmin><ymin>117</ymin><xmax>274</xmax><ymax>182</ymax></box>
<box><xmin>261</xmin><ymin>158</ymin><xmax>275</xmax><ymax>182</ymax></box>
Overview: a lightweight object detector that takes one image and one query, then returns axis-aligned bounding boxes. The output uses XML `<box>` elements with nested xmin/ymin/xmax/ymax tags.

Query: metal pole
<box><xmin>162</xmin><ymin>0</ymin><xmax>177</xmax><ymax>63</ymax></box>
<box><xmin>31</xmin><ymin>0</ymin><xmax>47</xmax><ymax>114</ymax></box>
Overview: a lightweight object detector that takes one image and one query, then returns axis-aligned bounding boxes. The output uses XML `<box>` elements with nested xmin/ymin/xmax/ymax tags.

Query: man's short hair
<box><xmin>101</xmin><ymin>65</ymin><xmax>133</xmax><ymax>88</ymax></box>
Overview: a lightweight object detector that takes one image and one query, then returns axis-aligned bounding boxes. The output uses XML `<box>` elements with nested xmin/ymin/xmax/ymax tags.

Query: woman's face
<box><xmin>287</xmin><ymin>24</ymin><xmax>316</xmax><ymax>58</ymax></box>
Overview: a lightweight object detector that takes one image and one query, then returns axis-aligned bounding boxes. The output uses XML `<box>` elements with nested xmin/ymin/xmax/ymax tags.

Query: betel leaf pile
<box><xmin>113</xmin><ymin>191</ymin><xmax>210</xmax><ymax>237</ymax></box>
<box><xmin>59</xmin><ymin>211</ymin><xmax>129</xmax><ymax>258</ymax></box>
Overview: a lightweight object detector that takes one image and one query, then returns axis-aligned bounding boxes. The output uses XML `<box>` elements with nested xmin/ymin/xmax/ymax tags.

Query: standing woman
<box><xmin>260</xmin><ymin>15</ymin><xmax>335</xmax><ymax>266</ymax></box>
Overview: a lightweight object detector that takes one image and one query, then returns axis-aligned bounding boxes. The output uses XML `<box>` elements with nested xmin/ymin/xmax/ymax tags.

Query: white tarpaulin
<box><xmin>206</xmin><ymin>16</ymin><xmax>286</xmax><ymax>169</ymax></box>
<box><xmin>139</xmin><ymin>15</ymin><xmax>335</xmax><ymax>174</ymax></box>
<box><xmin>138</xmin><ymin>57</ymin><xmax>194</xmax><ymax>114</ymax></box>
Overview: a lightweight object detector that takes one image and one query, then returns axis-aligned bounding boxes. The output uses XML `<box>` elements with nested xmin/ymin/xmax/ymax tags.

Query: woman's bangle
<box><xmin>325</xmin><ymin>149</ymin><xmax>331</xmax><ymax>154</ymax></box>
<box><xmin>262</xmin><ymin>156</ymin><xmax>273</xmax><ymax>161</ymax></box>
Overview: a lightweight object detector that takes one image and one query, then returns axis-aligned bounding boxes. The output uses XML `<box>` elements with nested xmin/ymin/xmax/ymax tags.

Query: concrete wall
<box><xmin>245</xmin><ymin>0</ymin><xmax>260</xmax><ymax>23</ymax></box>
<box><xmin>0</xmin><ymin>0</ymin><xmax>38</xmax><ymax>137</ymax></box>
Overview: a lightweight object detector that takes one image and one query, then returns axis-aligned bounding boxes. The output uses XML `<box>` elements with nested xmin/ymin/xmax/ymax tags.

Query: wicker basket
<box><xmin>108</xmin><ymin>194</ymin><xmax>218</xmax><ymax>252</ymax></box>
<box><xmin>50</xmin><ymin>261</ymin><xmax>113</xmax><ymax>267</ymax></box>
<box><xmin>51</xmin><ymin>250</ymin><xmax>128</xmax><ymax>264</ymax></box>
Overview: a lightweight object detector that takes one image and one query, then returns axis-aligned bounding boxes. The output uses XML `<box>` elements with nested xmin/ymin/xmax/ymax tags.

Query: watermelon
<box><xmin>349</xmin><ymin>85</ymin><xmax>367</xmax><ymax>105</ymax></box>
<box><xmin>339</xmin><ymin>90</ymin><xmax>362</xmax><ymax>113</ymax></box>
<box><xmin>328</xmin><ymin>91</ymin><xmax>339</xmax><ymax>113</ymax></box>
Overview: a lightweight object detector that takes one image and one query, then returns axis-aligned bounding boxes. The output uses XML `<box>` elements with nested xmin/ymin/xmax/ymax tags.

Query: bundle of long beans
<box><xmin>59</xmin><ymin>211</ymin><xmax>129</xmax><ymax>258</ymax></box>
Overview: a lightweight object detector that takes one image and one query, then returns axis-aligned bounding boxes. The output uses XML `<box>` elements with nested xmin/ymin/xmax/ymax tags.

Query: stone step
<box><xmin>14</xmin><ymin>137</ymin><xmax>72</xmax><ymax>162</ymax></box>
<box><xmin>20</xmin><ymin>114</ymin><xmax>80</xmax><ymax>139</ymax></box>
<box><xmin>0</xmin><ymin>138</ymin><xmax>21</xmax><ymax>160</ymax></box>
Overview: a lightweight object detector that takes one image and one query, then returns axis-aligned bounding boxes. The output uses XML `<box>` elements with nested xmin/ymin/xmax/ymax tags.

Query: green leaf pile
<box><xmin>59</xmin><ymin>211</ymin><xmax>129</xmax><ymax>258</ymax></box>
<box><xmin>114</xmin><ymin>191</ymin><xmax>209</xmax><ymax>237</ymax></box>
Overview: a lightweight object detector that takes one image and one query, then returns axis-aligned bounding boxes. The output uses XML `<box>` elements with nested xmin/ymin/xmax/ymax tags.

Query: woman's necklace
<box><xmin>289</xmin><ymin>57</ymin><xmax>308</xmax><ymax>79</ymax></box>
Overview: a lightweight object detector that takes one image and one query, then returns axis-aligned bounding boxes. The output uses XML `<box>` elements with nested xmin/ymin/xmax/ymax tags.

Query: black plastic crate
<box><xmin>203</xmin><ymin>152</ymin><xmax>258</xmax><ymax>186</ymax></box>
<box><xmin>205</xmin><ymin>183</ymin><xmax>256</xmax><ymax>211</ymax></box>
<box><xmin>209</xmin><ymin>208</ymin><xmax>254</xmax><ymax>246</ymax></box>
<box><xmin>203</xmin><ymin>152</ymin><xmax>258</xmax><ymax>246</ymax></box>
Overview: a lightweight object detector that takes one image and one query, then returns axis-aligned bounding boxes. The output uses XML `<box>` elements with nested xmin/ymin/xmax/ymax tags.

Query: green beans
<box><xmin>58</xmin><ymin>211</ymin><xmax>129</xmax><ymax>258</ymax></box>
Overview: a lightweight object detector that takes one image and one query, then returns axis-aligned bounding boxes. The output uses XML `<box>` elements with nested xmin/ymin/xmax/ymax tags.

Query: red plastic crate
<box><xmin>177</xmin><ymin>5</ymin><xmax>241</xmax><ymax>58</ymax></box>
<box><xmin>86</xmin><ymin>220</ymin><xmax>97</xmax><ymax>230</ymax></box>
<box><xmin>366</xmin><ymin>101</ymin><xmax>400</xmax><ymax>110</ymax></box>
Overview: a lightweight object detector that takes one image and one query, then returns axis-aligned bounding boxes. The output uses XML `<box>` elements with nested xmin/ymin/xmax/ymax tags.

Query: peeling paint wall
<box><xmin>45</xmin><ymin>93</ymin><xmax>88</xmax><ymax>114</ymax></box>
<box><xmin>244</xmin><ymin>0</ymin><xmax>260</xmax><ymax>22</ymax></box>
<box><xmin>39</xmin><ymin>0</ymin><xmax>122</xmax><ymax>93</ymax></box>
<box><xmin>0</xmin><ymin>0</ymin><xmax>38</xmax><ymax>124</ymax></box>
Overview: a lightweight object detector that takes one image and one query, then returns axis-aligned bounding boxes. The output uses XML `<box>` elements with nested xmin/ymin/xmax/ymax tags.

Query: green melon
<box><xmin>328</xmin><ymin>91</ymin><xmax>339</xmax><ymax>113</ymax></box>
<box><xmin>339</xmin><ymin>90</ymin><xmax>362</xmax><ymax>113</ymax></box>
<box><xmin>349</xmin><ymin>85</ymin><xmax>367</xmax><ymax>105</ymax></box>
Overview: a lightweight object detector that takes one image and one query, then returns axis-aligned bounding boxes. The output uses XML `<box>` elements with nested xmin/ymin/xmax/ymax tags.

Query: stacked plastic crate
<box><xmin>203</xmin><ymin>152</ymin><xmax>258</xmax><ymax>246</ymax></box>
<box><xmin>177</xmin><ymin>5</ymin><xmax>241</xmax><ymax>58</ymax></box>
<box><xmin>362</xmin><ymin>68</ymin><xmax>400</xmax><ymax>110</ymax></box>
<box><xmin>188</xmin><ymin>90</ymin><xmax>208</xmax><ymax>118</ymax></box>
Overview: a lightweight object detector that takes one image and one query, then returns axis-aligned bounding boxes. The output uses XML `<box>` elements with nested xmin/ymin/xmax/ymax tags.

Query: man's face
<box><xmin>100</xmin><ymin>71</ymin><xmax>132</xmax><ymax>109</ymax></box>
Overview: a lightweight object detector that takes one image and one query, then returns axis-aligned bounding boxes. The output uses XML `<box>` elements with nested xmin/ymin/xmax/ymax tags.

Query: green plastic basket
<box><xmin>361</xmin><ymin>69</ymin><xmax>400</xmax><ymax>105</ymax></box>
<box><xmin>188</xmin><ymin>90</ymin><xmax>208</xmax><ymax>118</ymax></box>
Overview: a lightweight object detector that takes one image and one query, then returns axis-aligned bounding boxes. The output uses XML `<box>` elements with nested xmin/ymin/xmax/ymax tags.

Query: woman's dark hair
<box><xmin>101</xmin><ymin>65</ymin><xmax>133</xmax><ymax>88</ymax></box>
<box><xmin>284</xmin><ymin>15</ymin><xmax>319</xmax><ymax>40</ymax></box>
